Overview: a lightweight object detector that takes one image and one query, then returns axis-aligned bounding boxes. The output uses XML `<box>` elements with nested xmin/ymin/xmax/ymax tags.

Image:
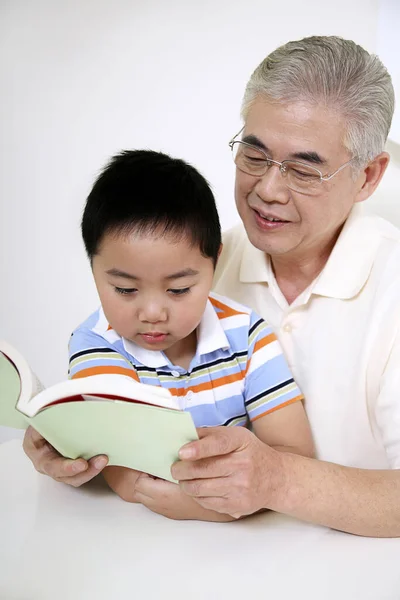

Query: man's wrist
<box><xmin>263</xmin><ymin>448</ymin><xmax>302</xmax><ymax>514</ymax></box>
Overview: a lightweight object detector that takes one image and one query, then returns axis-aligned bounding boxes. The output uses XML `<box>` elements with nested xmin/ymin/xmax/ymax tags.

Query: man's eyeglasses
<box><xmin>229</xmin><ymin>129</ymin><xmax>355</xmax><ymax>196</ymax></box>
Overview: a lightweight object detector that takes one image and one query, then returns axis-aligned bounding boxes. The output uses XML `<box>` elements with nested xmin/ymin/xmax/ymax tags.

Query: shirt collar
<box><xmin>239</xmin><ymin>237</ymin><xmax>272</xmax><ymax>284</ymax></box>
<box><xmin>121</xmin><ymin>297</ymin><xmax>230</xmax><ymax>369</ymax></box>
<box><xmin>311</xmin><ymin>204</ymin><xmax>381</xmax><ymax>299</ymax></box>
<box><xmin>238</xmin><ymin>204</ymin><xmax>384</xmax><ymax>301</ymax></box>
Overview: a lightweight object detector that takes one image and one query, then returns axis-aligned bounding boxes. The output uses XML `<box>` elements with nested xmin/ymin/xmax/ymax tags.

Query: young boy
<box><xmin>69</xmin><ymin>150</ymin><xmax>313</xmax><ymax>521</ymax></box>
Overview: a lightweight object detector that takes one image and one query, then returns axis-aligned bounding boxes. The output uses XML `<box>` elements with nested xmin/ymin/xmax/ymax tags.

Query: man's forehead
<box><xmin>242</xmin><ymin>132</ymin><xmax>327</xmax><ymax>165</ymax></box>
<box><xmin>243</xmin><ymin>97</ymin><xmax>347</xmax><ymax>162</ymax></box>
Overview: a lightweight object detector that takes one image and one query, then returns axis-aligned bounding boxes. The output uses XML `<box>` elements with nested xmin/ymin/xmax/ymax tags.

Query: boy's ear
<box><xmin>214</xmin><ymin>243</ymin><xmax>223</xmax><ymax>268</ymax></box>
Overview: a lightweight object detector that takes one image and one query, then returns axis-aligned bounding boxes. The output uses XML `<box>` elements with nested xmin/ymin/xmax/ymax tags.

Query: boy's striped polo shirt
<box><xmin>69</xmin><ymin>292</ymin><xmax>302</xmax><ymax>428</ymax></box>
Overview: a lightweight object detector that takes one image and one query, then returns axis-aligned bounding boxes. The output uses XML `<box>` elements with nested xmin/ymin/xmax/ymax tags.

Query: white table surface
<box><xmin>1</xmin><ymin>439</ymin><xmax>400</xmax><ymax>600</ymax></box>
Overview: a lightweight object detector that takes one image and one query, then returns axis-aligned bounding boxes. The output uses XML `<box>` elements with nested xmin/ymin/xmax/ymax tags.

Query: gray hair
<box><xmin>242</xmin><ymin>36</ymin><xmax>395</xmax><ymax>169</ymax></box>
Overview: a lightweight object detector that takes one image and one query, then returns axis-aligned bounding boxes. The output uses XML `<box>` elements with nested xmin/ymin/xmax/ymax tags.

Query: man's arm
<box><xmin>273</xmin><ymin>452</ymin><xmax>400</xmax><ymax>537</ymax></box>
<box><xmin>172</xmin><ymin>427</ymin><xmax>400</xmax><ymax>537</ymax></box>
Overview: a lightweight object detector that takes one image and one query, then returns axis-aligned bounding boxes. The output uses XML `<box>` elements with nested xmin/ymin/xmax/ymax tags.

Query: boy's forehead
<box><xmin>96</xmin><ymin>231</ymin><xmax>211</xmax><ymax>278</ymax></box>
<box><xmin>100</xmin><ymin>228</ymin><xmax>199</xmax><ymax>253</ymax></box>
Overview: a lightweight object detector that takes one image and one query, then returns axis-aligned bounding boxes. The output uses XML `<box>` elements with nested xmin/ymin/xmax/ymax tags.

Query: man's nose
<box><xmin>254</xmin><ymin>165</ymin><xmax>290</xmax><ymax>204</ymax></box>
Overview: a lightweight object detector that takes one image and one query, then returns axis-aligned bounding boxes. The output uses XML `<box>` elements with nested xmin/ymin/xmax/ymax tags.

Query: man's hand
<box><xmin>132</xmin><ymin>473</ymin><xmax>235</xmax><ymax>521</ymax></box>
<box><xmin>172</xmin><ymin>426</ymin><xmax>286</xmax><ymax>518</ymax></box>
<box><xmin>23</xmin><ymin>426</ymin><xmax>108</xmax><ymax>487</ymax></box>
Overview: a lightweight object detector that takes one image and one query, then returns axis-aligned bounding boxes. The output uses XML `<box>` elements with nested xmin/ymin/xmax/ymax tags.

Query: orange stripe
<box><xmin>245</xmin><ymin>332</ymin><xmax>277</xmax><ymax>375</ymax></box>
<box><xmin>253</xmin><ymin>332</ymin><xmax>276</xmax><ymax>353</ymax></box>
<box><xmin>71</xmin><ymin>366</ymin><xmax>139</xmax><ymax>381</ymax></box>
<box><xmin>209</xmin><ymin>296</ymin><xmax>246</xmax><ymax>320</ymax></box>
<box><xmin>168</xmin><ymin>370</ymin><xmax>245</xmax><ymax>397</ymax></box>
<box><xmin>251</xmin><ymin>395</ymin><xmax>304</xmax><ymax>421</ymax></box>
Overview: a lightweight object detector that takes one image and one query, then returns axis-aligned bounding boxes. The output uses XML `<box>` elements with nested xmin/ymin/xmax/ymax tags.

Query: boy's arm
<box><xmin>251</xmin><ymin>401</ymin><xmax>314</xmax><ymax>457</ymax></box>
<box><xmin>103</xmin><ymin>466</ymin><xmax>236</xmax><ymax>522</ymax></box>
<box><xmin>244</xmin><ymin>316</ymin><xmax>314</xmax><ymax>458</ymax></box>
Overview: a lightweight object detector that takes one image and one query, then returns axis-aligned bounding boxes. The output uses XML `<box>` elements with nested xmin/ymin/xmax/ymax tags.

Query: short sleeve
<box><xmin>244</xmin><ymin>314</ymin><xmax>303</xmax><ymax>422</ymax></box>
<box><xmin>68</xmin><ymin>327</ymin><xmax>139</xmax><ymax>381</ymax></box>
<box><xmin>375</xmin><ymin>328</ymin><xmax>400</xmax><ymax>469</ymax></box>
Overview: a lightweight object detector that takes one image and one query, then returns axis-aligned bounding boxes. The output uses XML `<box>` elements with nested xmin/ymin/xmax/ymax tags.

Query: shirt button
<box><xmin>186</xmin><ymin>391</ymin><xmax>194</xmax><ymax>400</ymax></box>
<box><xmin>282</xmin><ymin>323</ymin><xmax>292</xmax><ymax>333</ymax></box>
<box><xmin>171</xmin><ymin>370</ymin><xmax>180</xmax><ymax>377</ymax></box>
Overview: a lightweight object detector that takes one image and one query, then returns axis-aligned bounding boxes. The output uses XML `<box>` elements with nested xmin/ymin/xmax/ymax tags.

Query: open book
<box><xmin>0</xmin><ymin>340</ymin><xmax>198</xmax><ymax>482</ymax></box>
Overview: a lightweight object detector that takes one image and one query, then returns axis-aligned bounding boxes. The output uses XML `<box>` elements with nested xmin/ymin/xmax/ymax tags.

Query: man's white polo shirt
<box><xmin>214</xmin><ymin>204</ymin><xmax>400</xmax><ymax>469</ymax></box>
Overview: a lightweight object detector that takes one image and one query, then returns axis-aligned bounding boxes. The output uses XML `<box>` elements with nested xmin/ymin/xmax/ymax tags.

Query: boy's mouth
<box><xmin>140</xmin><ymin>332</ymin><xmax>168</xmax><ymax>344</ymax></box>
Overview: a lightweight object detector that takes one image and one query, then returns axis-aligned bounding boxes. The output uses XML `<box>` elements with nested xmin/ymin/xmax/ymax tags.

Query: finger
<box><xmin>24</xmin><ymin>427</ymin><xmax>73</xmax><ymax>472</ymax></box>
<box><xmin>179</xmin><ymin>426</ymin><xmax>246</xmax><ymax>461</ymax></box>
<box><xmin>23</xmin><ymin>426</ymin><xmax>48</xmax><ymax>456</ymax></box>
<box><xmin>171</xmin><ymin>454</ymin><xmax>234</xmax><ymax>482</ymax></box>
<box><xmin>43</xmin><ymin>453</ymin><xmax>108</xmax><ymax>484</ymax></box>
<box><xmin>135</xmin><ymin>476</ymin><xmax>177</xmax><ymax>497</ymax></box>
<box><xmin>25</xmin><ymin>426</ymin><xmax>46</xmax><ymax>447</ymax></box>
<box><xmin>133</xmin><ymin>491</ymin><xmax>172</xmax><ymax>519</ymax></box>
<box><xmin>190</xmin><ymin>495</ymin><xmax>235</xmax><ymax>516</ymax></box>
<box><xmin>132</xmin><ymin>489</ymin><xmax>153</xmax><ymax>505</ymax></box>
<box><xmin>23</xmin><ymin>428</ymin><xmax>108</xmax><ymax>486</ymax></box>
<box><xmin>179</xmin><ymin>476</ymin><xmax>230</xmax><ymax>498</ymax></box>
<box><xmin>57</xmin><ymin>456</ymin><xmax>109</xmax><ymax>487</ymax></box>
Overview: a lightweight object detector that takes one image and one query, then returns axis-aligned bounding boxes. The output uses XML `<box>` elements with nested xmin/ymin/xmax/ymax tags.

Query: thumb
<box><xmin>179</xmin><ymin>426</ymin><xmax>244</xmax><ymax>461</ymax></box>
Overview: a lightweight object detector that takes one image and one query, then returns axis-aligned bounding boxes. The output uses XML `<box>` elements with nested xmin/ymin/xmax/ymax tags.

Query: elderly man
<box><xmin>24</xmin><ymin>36</ymin><xmax>400</xmax><ymax>536</ymax></box>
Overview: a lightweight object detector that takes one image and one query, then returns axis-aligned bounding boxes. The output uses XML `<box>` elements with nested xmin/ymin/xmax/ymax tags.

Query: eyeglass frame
<box><xmin>228</xmin><ymin>128</ymin><xmax>357</xmax><ymax>185</ymax></box>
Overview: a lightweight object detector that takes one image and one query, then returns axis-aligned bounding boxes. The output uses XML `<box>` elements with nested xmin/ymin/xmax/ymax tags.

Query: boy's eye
<box><xmin>168</xmin><ymin>287</ymin><xmax>190</xmax><ymax>296</ymax></box>
<box><xmin>114</xmin><ymin>287</ymin><xmax>137</xmax><ymax>295</ymax></box>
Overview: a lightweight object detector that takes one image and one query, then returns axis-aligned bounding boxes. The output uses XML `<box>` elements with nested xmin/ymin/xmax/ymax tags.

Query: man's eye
<box><xmin>244</xmin><ymin>154</ymin><xmax>266</xmax><ymax>163</ymax></box>
<box><xmin>169</xmin><ymin>288</ymin><xmax>190</xmax><ymax>296</ymax></box>
<box><xmin>114</xmin><ymin>287</ymin><xmax>137</xmax><ymax>295</ymax></box>
<box><xmin>290</xmin><ymin>167</ymin><xmax>319</xmax><ymax>180</ymax></box>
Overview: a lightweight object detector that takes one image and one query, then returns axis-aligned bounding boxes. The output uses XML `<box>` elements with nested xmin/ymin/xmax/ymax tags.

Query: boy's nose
<box><xmin>139</xmin><ymin>303</ymin><xmax>167</xmax><ymax>323</ymax></box>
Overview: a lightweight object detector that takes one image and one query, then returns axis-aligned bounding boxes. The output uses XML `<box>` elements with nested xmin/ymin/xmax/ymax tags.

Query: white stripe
<box><xmin>246</xmin><ymin>339</ymin><xmax>282</xmax><ymax>376</ymax></box>
<box><xmin>209</xmin><ymin>291</ymin><xmax>252</xmax><ymax>315</ymax></box>
<box><xmin>218</xmin><ymin>313</ymin><xmax>249</xmax><ymax>330</ymax></box>
<box><xmin>183</xmin><ymin>380</ymin><xmax>245</xmax><ymax>406</ymax></box>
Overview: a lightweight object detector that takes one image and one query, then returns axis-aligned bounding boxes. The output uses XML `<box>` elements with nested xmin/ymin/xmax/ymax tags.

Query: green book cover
<box><xmin>29</xmin><ymin>401</ymin><xmax>197</xmax><ymax>482</ymax></box>
<box><xmin>0</xmin><ymin>346</ymin><xmax>198</xmax><ymax>482</ymax></box>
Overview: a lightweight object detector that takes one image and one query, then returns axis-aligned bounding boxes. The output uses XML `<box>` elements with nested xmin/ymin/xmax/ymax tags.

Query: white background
<box><xmin>377</xmin><ymin>0</ymin><xmax>400</xmax><ymax>144</ymax></box>
<box><xmin>1</xmin><ymin>0</ymin><xmax>399</xmax><ymax>390</ymax></box>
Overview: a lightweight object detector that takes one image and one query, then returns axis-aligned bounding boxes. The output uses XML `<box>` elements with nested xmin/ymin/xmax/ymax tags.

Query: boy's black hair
<box><xmin>81</xmin><ymin>150</ymin><xmax>221</xmax><ymax>266</ymax></box>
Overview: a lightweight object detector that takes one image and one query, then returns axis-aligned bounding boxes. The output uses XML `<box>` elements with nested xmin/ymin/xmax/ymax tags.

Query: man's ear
<box><xmin>355</xmin><ymin>152</ymin><xmax>390</xmax><ymax>203</ymax></box>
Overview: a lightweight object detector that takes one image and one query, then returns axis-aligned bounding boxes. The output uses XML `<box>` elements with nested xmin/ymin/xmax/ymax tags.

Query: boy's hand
<box><xmin>132</xmin><ymin>473</ymin><xmax>235</xmax><ymax>522</ymax></box>
<box><xmin>23</xmin><ymin>426</ymin><xmax>108</xmax><ymax>487</ymax></box>
<box><xmin>102</xmin><ymin>465</ymin><xmax>143</xmax><ymax>499</ymax></box>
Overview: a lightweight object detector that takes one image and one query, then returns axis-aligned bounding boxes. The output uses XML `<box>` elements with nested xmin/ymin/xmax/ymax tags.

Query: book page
<box><xmin>25</xmin><ymin>374</ymin><xmax>180</xmax><ymax>417</ymax></box>
<box><xmin>0</xmin><ymin>353</ymin><xmax>28</xmax><ymax>429</ymax></box>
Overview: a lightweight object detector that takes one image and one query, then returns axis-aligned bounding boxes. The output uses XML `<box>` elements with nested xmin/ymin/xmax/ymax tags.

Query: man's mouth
<box><xmin>263</xmin><ymin>216</ymin><xmax>286</xmax><ymax>222</ymax></box>
<box><xmin>254</xmin><ymin>210</ymin><xmax>289</xmax><ymax>223</ymax></box>
<box><xmin>253</xmin><ymin>209</ymin><xmax>290</xmax><ymax>227</ymax></box>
